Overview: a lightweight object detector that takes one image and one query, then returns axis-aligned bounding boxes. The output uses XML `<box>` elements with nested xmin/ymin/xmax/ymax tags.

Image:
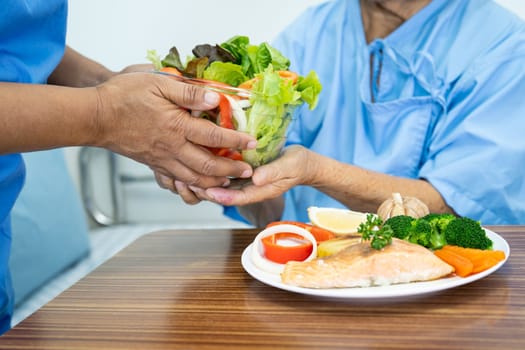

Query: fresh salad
<box><xmin>147</xmin><ymin>35</ymin><xmax>322</xmax><ymax>167</ymax></box>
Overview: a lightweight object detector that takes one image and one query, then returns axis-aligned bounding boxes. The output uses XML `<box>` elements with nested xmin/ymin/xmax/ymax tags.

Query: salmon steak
<box><xmin>281</xmin><ymin>238</ymin><xmax>454</xmax><ymax>288</ymax></box>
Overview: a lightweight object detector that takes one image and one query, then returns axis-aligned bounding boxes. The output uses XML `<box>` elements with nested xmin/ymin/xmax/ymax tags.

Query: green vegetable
<box><xmin>192</xmin><ymin>43</ymin><xmax>236</xmax><ymax>65</ymax></box>
<box><xmin>384</xmin><ymin>215</ymin><xmax>414</xmax><ymax>240</ymax></box>
<box><xmin>184</xmin><ymin>57</ymin><xmax>209</xmax><ymax>78</ymax></box>
<box><xmin>444</xmin><ymin>217</ymin><xmax>493</xmax><ymax>250</ymax></box>
<box><xmin>148</xmin><ymin>35</ymin><xmax>322</xmax><ymax>167</ymax></box>
<box><xmin>385</xmin><ymin>214</ymin><xmax>448</xmax><ymax>250</ymax></box>
<box><xmin>241</xmin><ymin>67</ymin><xmax>302</xmax><ymax>166</ymax></box>
<box><xmin>296</xmin><ymin>70</ymin><xmax>322</xmax><ymax>110</ymax></box>
<box><xmin>220</xmin><ymin>36</ymin><xmax>290</xmax><ymax>77</ymax></box>
<box><xmin>357</xmin><ymin>214</ymin><xmax>394</xmax><ymax>250</ymax></box>
<box><xmin>422</xmin><ymin>213</ymin><xmax>455</xmax><ymax>249</ymax></box>
<box><xmin>202</xmin><ymin>61</ymin><xmax>248</xmax><ymax>87</ymax></box>
<box><xmin>407</xmin><ymin>219</ymin><xmax>433</xmax><ymax>247</ymax></box>
<box><xmin>384</xmin><ymin>213</ymin><xmax>492</xmax><ymax>250</ymax></box>
<box><xmin>161</xmin><ymin>46</ymin><xmax>185</xmax><ymax>71</ymax></box>
<box><xmin>219</xmin><ymin>35</ymin><xmax>249</xmax><ymax>63</ymax></box>
<box><xmin>146</xmin><ymin>50</ymin><xmax>163</xmax><ymax>71</ymax></box>
<box><xmin>422</xmin><ymin>213</ymin><xmax>456</xmax><ymax>233</ymax></box>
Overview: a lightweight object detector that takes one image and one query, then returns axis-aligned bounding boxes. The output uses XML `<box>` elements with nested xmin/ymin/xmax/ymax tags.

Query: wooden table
<box><xmin>1</xmin><ymin>226</ymin><xmax>524</xmax><ymax>349</ymax></box>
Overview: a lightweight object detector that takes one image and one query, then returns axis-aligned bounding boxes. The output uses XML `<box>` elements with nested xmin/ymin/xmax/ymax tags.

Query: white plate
<box><xmin>241</xmin><ymin>228</ymin><xmax>510</xmax><ymax>298</ymax></box>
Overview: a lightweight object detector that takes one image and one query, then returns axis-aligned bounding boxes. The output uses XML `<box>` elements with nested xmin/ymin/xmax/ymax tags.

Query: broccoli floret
<box><xmin>407</xmin><ymin>219</ymin><xmax>433</xmax><ymax>247</ymax></box>
<box><xmin>422</xmin><ymin>213</ymin><xmax>456</xmax><ymax>233</ymax></box>
<box><xmin>444</xmin><ymin>217</ymin><xmax>493</xmax><ymax>250</ymax></box>
<box><xmin>428</xmin><ymin>228</ymin><xmax>448</xmax><ymax>250</ymax></box>
<box><xmin>421</xmin><ymin>213</ymin><xmax>456</xmax><ymax>249</ymax></box>
<box><xmin>384</xmin><ymin>215</ymin><xmax>414</xmax><ymax>239</ymax></box>
<box><xmin>384</xmin><ymin>215</ymin><xmax>445</xmax><ymax>249</ymax></box>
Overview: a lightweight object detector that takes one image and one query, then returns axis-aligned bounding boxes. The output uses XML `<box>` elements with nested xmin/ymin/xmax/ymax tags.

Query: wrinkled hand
<box><xmin>154</xmin><ymin>172</ymin><xmax>203</xmax><ymax>204</ymax></box>
<box><xmin>94</xmin><ymin>72</ymin><xmax>256</xmax><ymax>188</ymax></box>
<box><xmin>171</xmin><ymin>145</ymin><xmax>312</xmax><ymax>206</ymax></box>
<box><xmin>119</xmin><ymin>63</ymin><xmax>154</xmax><ymax>74</ymax></box>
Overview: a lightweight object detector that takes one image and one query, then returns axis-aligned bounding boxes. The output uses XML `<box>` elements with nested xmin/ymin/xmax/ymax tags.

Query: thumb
<box><xmin>251</xmin><ymin>165</ymin><xmax>275</xmax><ymax>186</ymax></box>
<box><xmin>165</xmin><ymin>79</ymin><xmax>220</xmax><ymax>111</ymax></box>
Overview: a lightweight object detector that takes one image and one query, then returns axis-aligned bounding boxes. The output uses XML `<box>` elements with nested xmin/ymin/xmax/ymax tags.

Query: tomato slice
<box><xmin>218</xmin><ymin>94</ymin><xmax>234</xmax><ymax>129</ymax></box>
<box><xmin>261</xmin><ymin>233</ymin><xmax>314</xmax><ymax>264</ymax></box>
<box><xmin>208</xmin><ymin>147</ymin><xmax>243</xmax><ymax>161</ymax></box>
<box><xmin>266</xmin><ymin>221</ymin><xmax>336</xmax><ymax>244</ymax></box>
<box><xmin>205</xmin><ymin>94</ymin><xmax>241</xmax><ymax>161</ymax></box>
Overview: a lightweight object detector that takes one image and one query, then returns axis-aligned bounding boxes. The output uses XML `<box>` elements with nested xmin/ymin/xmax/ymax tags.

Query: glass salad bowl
<box><xmin>149</xmin><ymin>35</ymin><xmax>321</xmax><ymax>167</ymax></box>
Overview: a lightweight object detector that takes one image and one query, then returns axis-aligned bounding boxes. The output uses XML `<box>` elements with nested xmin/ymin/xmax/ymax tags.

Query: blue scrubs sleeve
<box><xmin>1</xmin><ymin>0</ymin><xmax>67</xmax><ymax>334</ymax></box>
<box><xmin>0</xmin><ymin>155</ymin><xmax>25</xmax><ymax>334</ymax></box>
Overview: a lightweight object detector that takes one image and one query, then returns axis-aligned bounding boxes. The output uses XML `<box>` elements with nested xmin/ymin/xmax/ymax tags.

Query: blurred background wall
<box><xmin>66</xmin><ymin>0</ymin><xmax>525</xmax><ymax>72</ymax></box>
<box><xmin>66</xmin><ymin>0</ymin><xmax>326</xmax><ymax>71</ymax></box>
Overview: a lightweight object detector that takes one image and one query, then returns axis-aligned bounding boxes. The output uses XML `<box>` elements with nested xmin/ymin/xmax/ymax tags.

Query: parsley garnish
<box><xmin>357</xmin><ymin>214</ymin><xmax>394</xmax><ymax>250</ymax></box>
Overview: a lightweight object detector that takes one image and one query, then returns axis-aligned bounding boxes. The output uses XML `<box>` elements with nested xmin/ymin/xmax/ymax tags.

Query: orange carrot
<box><xmin>238</xmin><ymin>71</ymin><xmax>299</xmax><ymax>90</ymax></box>
<box><xmin>160</xmin><ymin>66</ymin><xmax>182</xmax><ymax>75</ymax></box>
<box><xmin>434</xmin><ymin>248</ymin><xmax>474</xmax><ymax>277</ymax></box>
<box><xmin>442</xmin><ymin>245</ymin><xmax>505</xmax><ymax>262</ymax></box>
<box><xmin>238</xmin><ymin>77</ymin><xmax>256</xmax><ymax>90</ymax></box>
<box><xmin>436</xmin><ymin>245</ymin><xmax>505</xmax><ymax>277</ymax></box>
<box><xmin>471</xmin><ymin>257</ymin><xmax>502</xmax><ymax>274</ymax></box>
<box><xmin>277</xmin><ymin>70</ymin><xmax>299</xmax><ymax>84</ymax></box>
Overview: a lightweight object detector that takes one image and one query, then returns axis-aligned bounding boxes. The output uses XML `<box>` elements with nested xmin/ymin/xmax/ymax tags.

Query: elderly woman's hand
<box><xmin>167</xmin><ymin>145</ymin><xmax>313</xmax><ymax>206</ymax></box>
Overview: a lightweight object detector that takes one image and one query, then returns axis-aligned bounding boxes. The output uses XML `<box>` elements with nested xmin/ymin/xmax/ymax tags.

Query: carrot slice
<box><xmin>437</xmin><ymin>245</ymin><xmax>505</xmax><ymax>276</ymax></box>
<box><xmin>434</xmin><ymin>248</ymin><xmax>474</xmax><ymax>277</ymax></box>
<box><xmin>471</xmin><ymin>256</ymin><xmax>501</xmax><ymax>274</ymax></box>
<box><xmin>160</xmin><ymin>66</ymin><xmax>183</xmax><ymax>75</ymax></box>
<box><xmin>238</xmin><ymin>71</ymin><xmax>299</xmax><ymax>90</ymax></box>
<box><xmin>277</xmin><ymin>70</ymin><xmax>299</xmax><ymax>84</ymax></box>
<box><xmin>238</xmin><ymin>77</ymin><xmax>257</xmax><ymax>90</ymax></box>
<box><xmin>442</xmin><ymin>245</ymin><xmax>505</xmax><ymax>261</ymax></box>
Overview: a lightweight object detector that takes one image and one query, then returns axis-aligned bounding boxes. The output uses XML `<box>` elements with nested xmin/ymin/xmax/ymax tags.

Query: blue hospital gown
<box><xmin>0</xmin><ymin>0</ymin><xmax>67</xmax><ymax>334</ymax></box>
<box><xmin>270</xmin><ymin>0</ymin><xmax>525</xmax><ymax>225</ymax></box>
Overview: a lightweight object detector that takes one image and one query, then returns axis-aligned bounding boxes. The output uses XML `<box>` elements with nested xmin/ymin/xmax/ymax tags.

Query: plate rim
<box><xmin>241</xmin><ymin>228</ymin><xmax>510</xmax><ymax>299</ymax></box>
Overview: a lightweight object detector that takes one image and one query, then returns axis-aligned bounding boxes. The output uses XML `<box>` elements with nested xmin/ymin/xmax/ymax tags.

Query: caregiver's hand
<box><xmin>95</xmin><ymin>72</ymin><xmax>256</xmax><ymax>188</ymax></box>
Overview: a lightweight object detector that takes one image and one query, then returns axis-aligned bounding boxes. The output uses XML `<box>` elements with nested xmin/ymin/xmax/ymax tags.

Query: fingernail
<box><xmin>207</xmin><ymin>189</ymin><xmax>233</xmax><ymax>203</ymax></box>
<box><xmin>204</xmin><ymin>91</ymin><xmax>220</xmax><ymax>106</ymax></box>
<box><xmin>205</xmin><ymin>190</ymin><xmax>215</xmax><ymax>201</ymax></box>
<box><xmin>241</xmin><ymin>169</ymin><xmax>252</xmax><ymax>178</ymax></box>
<box><xmin>189</xmin><ymin>185</ymin><xmax>200</xmax><ymax>193</ymax></box>
<box><xmin>247</xmin><ymin>140</ymin><xmax>257</xmax><ymax>150</ymax></box>
<box><xmin>222</xmin><ymin>179</ymin><xmax>231</xmax><ymax>187</ymax></box>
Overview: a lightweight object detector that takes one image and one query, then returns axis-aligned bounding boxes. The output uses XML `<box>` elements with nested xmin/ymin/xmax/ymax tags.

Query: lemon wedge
<box><xmin>307</xmin><ymin>207</ymin><xmax>368</xmax><ymax>235</ymax></box>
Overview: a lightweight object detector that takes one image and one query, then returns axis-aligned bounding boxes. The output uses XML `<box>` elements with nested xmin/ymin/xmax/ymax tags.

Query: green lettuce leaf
<box><xmin>185</xmin><ymin>57</ymin><xmax>208</xmax><ymax>79</ymax></box>
<box><xmin>220</xmin><ymin>35</ymin><xmax>250</xmax><ymax>63</ymax></box>
<box><xmin>220</xmin><ymin>37</ymin><xmax>290</xmax><ymax>78</ymax></box>
<box><xmin>147</xmin><ymin>36</ymin><xmax>322</xmax><ymax>167</ymax></box>
<box><xmin>146</xmin><ymin>50</ymin><xmax>163</xmax><ymax>71</ymax></box>
<box><xmin>296</xmin><ymin>71</ymin><xmax>323</xmax><ymax>110</ymax></box>
<box><xmin>242</xmin><ymin>67</ymin><xmax>300</xmax><ymax>166</ymax></box>
<box><xmin>161</xmin><ymin>47</ymin><xmax>185</xmax><ymax>71</ymax></box>
<box><xmin>202</xmin><ymin>62</ymin><xmax>248</xmax><ymax>87</ymax></box>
